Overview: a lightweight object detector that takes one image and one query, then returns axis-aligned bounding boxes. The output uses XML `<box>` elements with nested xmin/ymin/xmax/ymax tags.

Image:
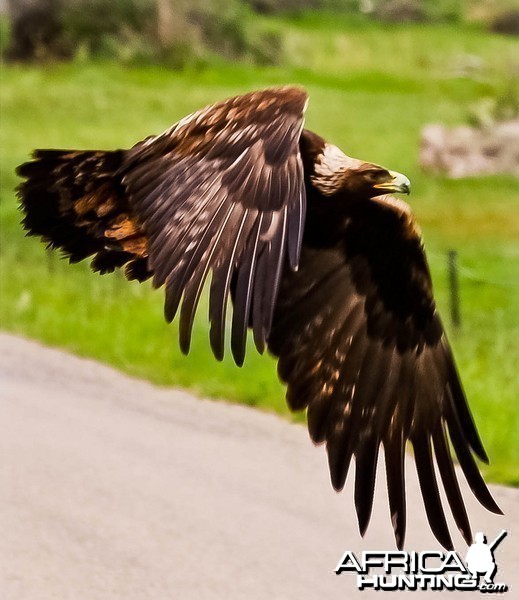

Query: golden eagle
<box><xmin>17</xmin><ymin>86</ymin><xmax>501</xmax><ymax>550</ymax></box>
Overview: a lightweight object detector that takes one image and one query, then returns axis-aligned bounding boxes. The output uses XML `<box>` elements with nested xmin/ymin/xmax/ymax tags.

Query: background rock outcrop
<box><xmin>420</xmin><ymin>120</ymin><xmax>519</xmax><ymax>178</ymax></box>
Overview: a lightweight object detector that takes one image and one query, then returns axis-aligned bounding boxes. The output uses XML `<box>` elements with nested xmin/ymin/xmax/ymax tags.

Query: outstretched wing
<box><xmin>121</xmin><ymin>87</ymin><xmax>308</xmax><ymax>365</ymax></box>
<box><xmin>268</xmin><ymin>195</ymin><xmax>501</xmax><ymax>550</ymax></box>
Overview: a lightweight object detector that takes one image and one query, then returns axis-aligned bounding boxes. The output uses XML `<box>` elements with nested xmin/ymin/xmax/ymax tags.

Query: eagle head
<box><xmin>349</xmin><ymin>164</ymin><xmax>411</xmax><ymax>198</ymax></box>
<box><xmin>310</xmin><ymin>141</ymin><xmax>411</xmax><ymax>199</ymax></box>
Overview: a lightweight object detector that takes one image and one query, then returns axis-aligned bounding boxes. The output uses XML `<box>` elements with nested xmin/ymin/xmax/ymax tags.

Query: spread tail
<box><xmin>17</xmin><ymin>149</ymin><xmax>151</xmax><ymax>281</ymax></box>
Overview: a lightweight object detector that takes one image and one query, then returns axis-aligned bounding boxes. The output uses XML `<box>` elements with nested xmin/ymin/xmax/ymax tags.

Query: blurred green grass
<box><xmin>1</xmin><ymin>16</ymin><xmax>518</xmax><ymax>484</ymax></box>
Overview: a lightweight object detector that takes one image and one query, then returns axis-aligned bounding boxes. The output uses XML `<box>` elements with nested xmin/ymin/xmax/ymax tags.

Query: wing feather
<box><xmin>412</xmin><ymin>434</ymin><xmax>453</xmax><ymax>550</ymax></box>
<box><xmin>260</xmin><ymin>206</ymin><xmax>288</xmax><ymax>334</ymax></box>
<box><xmin>269</xmin><ymin>195</ymin><xmax>500</xmax><ymax>549</ymax></box>
<box><xmin>432</xmin><ymin>422</ymin><xmax>473</xmax><ymax>544</ymax></box>
<box><xmin>120</xmin><ymin>87</ymin><xmax>308</xmax><ymax>360</ymax></box>
<box><xmin>179</xmin><ymin>202</ymin><xmax>237</xmax><ymax>354</ymax></box>
<box><xmin>209</xmin><ymin>210</ymin><xmax>253</xmax><ymax>360</ymax></box>
<box><xmin>384</xmin><ymin>432</ymin><xmax>406</xmax><ymax>549</ymax></box>
<box><xmin>288</xmin><ymin>189</ymin><xmax>305</xmax><ymax>269</ymax></box>
<box><xmin>231</xmin><ymin>213</ymin><xmax>263</xmax><ymax>366</ymax></box>
<box><xmin>445</xmin><ymin>394</ymin><xmax>502</xmax><ymax>514</ymax></box>
<box><xmin>355</xmin><ymin>437</ymin><xmax>380</xmax><ymax>537</ymax></box>
<box><xmin>164</xmin><ymin>194</ymin><xmax>230</xmax><ymax>323</ymax></box>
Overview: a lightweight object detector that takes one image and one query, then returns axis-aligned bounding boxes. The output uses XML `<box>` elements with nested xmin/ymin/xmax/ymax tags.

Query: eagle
<box><xmin>17</xmin><ymin>86</ymin><xmax>501</xmax><ymax>550</ymax></box>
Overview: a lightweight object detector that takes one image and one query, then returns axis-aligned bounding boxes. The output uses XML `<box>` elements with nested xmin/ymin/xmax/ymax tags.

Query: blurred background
<box><xmin>1</xmin><ymin>1</ymin><xmax>518</xmax><ymax>484</ymax></box>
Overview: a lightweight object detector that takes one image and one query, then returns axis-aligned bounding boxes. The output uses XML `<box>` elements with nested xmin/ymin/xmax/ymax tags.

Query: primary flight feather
<box><xmin>16</xmin><ymin>86</ymin><xmax>501</xmax><ymax>550</ymax></box>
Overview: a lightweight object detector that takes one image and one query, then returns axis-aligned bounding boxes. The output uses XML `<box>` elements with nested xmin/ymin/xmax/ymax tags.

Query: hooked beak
<box><xmin>373</xmin><ymin>170</ymin><xmax>411</xmax><ymax>195</ymax></box>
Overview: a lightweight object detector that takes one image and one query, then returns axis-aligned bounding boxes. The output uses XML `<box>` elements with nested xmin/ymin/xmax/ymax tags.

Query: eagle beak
<box><xmin>373</xmin><ymin>171</ymin><xmax>411</xmax><ymax>195</ymax></box>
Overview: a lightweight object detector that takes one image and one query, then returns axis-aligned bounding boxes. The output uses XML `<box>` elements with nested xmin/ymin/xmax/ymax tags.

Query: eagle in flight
<box><xmin>17</xmin><ymin>86</ymin><xmax>501</xmax><ymax>550</ymax></box>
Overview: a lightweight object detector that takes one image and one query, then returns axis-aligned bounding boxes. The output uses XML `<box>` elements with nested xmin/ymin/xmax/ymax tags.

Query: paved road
<box><xmin>1</xmin><ymin>333</ymin><xmax>517</xmax><ymax>599</ymax></box>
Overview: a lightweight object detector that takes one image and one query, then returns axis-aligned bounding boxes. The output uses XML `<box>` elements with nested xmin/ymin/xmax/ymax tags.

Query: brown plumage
<box><xmin>16</xmin><ymin>86</ymin><xmax>501</xmax><ymax>550</ymax></box>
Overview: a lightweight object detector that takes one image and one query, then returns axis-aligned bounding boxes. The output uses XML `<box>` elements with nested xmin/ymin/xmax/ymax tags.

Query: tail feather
<box><xmin>17</xmin><ymin>149</ymin><xmax>151</xmax><ymax>281</ymax></box>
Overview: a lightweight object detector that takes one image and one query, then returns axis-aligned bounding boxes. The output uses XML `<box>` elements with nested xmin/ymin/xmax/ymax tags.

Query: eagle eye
<box><xmin>364</xmin><ymin>169</ymin><xmax>389</xmax><ymax>184</ymax></box>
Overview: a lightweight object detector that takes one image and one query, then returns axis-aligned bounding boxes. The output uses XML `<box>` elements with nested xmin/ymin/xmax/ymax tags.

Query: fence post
<box><xmin>447</xmin><ymin>249</ymin><xmax>461</xmax><ymax>329</ymax></box>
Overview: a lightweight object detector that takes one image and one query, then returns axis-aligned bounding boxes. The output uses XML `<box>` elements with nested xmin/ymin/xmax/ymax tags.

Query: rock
<box><xmin>374</xmin><ymin>0</ymin><xmax>426</xmax><ymax>23</ymax></box>
<box><xmin>420</xmin><ymin>120</ymin><xmax>519</xmax><ymax>178</ymax></box>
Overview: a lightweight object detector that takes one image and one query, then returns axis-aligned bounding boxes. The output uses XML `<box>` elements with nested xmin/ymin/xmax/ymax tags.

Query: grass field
<box><xmin>1</xmin><ymin>15</ymin><xmax>518</xmax><ymax>484</ymax></box>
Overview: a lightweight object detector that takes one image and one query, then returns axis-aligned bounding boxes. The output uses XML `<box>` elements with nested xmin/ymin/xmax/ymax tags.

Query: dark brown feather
<box><xmin>412</xmin><ymin>434</ymin><xmax>453</xmax><ymax>550</ymax></box>
<box><xmin>268</xmin><ymin>191</ymin><xmax>500</xmax><ymax>549</ymax></box>
<box><xmin>384</xmin><ymin>433</ymin><xmax>407</xmax><ymax>550</ymax></box>
<box><xmin>17</xmin><ymin>149</ymin><xmax>149</xmax><ymax>280</ymax></box>
<box><xmin>432</xmin><ymin>422</ymin><xmax>473</xmax><ymax>544</ymax></box>
<box><xmin>121</xmin><ymin>86</ymin><xmax>309</xmax><ymax>360</ymax></box>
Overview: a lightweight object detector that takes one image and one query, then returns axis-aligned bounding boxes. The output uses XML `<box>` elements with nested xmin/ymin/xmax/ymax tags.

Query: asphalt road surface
<box><xmin>1</xmin><ymin>333</ymin><xmax>517</xmax><ymax>599</ymax></box>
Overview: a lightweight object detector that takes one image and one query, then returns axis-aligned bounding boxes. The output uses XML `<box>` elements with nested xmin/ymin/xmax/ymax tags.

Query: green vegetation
<box><xmin>1</xmin><ymin>16</ymin><xmax>518</xmax><ymax>484</ymax></box>
<box><xmin>5</xmin><ymin>0</ymin><xmax>282</xmax><ymax>67</ymax></box>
